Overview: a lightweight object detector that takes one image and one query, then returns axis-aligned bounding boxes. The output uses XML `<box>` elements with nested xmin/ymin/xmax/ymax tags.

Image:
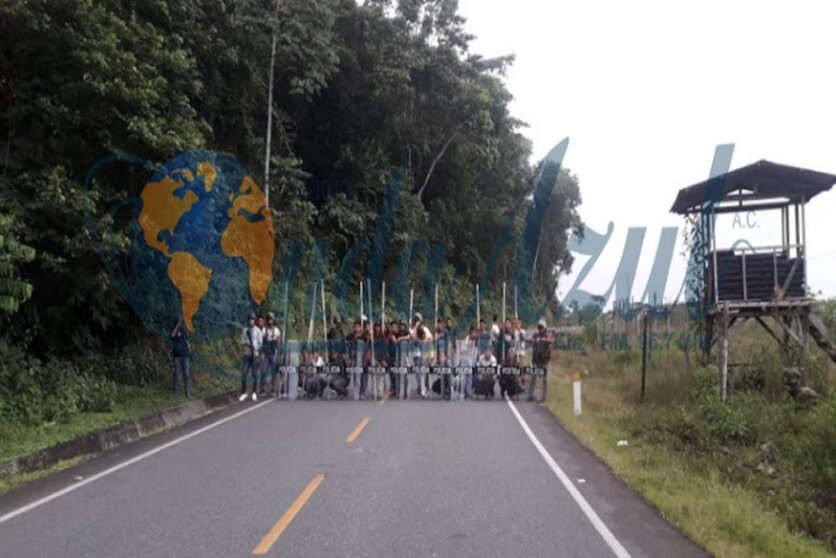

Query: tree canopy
<box><xmin>0</xmin><ymin>0</ymin><xmax>582</xmax><ymax>352</ymax></box>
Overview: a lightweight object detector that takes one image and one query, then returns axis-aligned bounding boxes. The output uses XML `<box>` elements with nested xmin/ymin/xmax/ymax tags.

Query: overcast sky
<box><xmin>457</xmin><ymin>0</ymin><xmax>836</xmax><ymax>305</ymax></box>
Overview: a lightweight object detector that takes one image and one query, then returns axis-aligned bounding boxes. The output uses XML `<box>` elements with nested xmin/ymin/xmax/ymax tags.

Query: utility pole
<box><xmin>263</xmin><ymin>0</ymin><xmax>280</xmax><ymax>206</ymax></box>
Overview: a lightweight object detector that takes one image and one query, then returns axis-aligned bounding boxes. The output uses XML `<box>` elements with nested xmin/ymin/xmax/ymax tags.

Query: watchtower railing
<box><xmin>707</xmin><ymin>244</ymin><xmax>806</xmax><ymax>304</ymax></box>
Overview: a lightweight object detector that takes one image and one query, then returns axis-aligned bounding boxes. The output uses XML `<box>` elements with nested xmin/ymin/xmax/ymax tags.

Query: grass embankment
<box><xmin>0</xmin><ymin>374</ymin><xmax>233</xmax><ymax>464</ymax></box>
<box><xmin>0</xmin><ymin>335</ymin><xmax>238</xmax><ymax>481</ymax></box>
<box><xmin>546</xmin><ymin>330</ymin><xmax>835</xmax><ymax>557</ymax></box>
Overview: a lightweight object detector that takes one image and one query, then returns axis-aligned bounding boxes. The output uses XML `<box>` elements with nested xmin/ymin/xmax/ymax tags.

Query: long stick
<box><xmin>408</xmin><ymin>288</ymin><xmax>414</xmax><ymax>400</ymax></box>
<box><xmin>437</xmin><ymin>283</ymin><xmax>446</xmax><ymax>400</ymax></box>
<box><xmin>514</xmin><ymin>284</ymin><xmax>518</xmax><ymax>321</ymax></box>
<box><xmin>321</xmin><ymin>280</ymin><xmax>327</xmax><ymax>353</ymax></box>
<box><xmin>434</xmin><ymin>284</ymin><xmax>439</xmax><ymax>339</ymax></box>
<box><xmin>282</xmin><ymin>280</ymin><xmax>289</xmax><ymax>398</ymax></box>
<box><xmin>368</xmin><ymin>279</ymin><xmax>374</xmax><ymax>361</ymax></box>
<box><xmin>358</xmin><ymin>280</ymin><xmax>364</xmax><ymax>400</ymax></box>
<box><xmin>502</xmin><ymin>282</ymin><xmax>507</xmax><ymax>363</ymax></box>
<box><xmin>476</xmin><ymin>284</ymin><xmax>480</xmax><ymax>326</ymax></box>
<box><xmin>641</xmin><ymin>310</ymin><xmax>648</xmax><ymax>400</ymax></box>
<box><xmin>281</xmin><ymin>280</ymin><xmax>289</xmax><ymax>363</ymax></box>
<box><xmin>368</xmin><ymin>278</ymin><xmax>376</xmax><ymax>400</ymax></box>
<box><xmin>307</xmin><ymin>282</ymin><xmax>317</xmax><ymax>345</ymax></box>
<box><xmin>382</xmin><ymin>281</ymin><xmax>388</xmax><ymax>397</ymax></box>
<box><xmin>303</xmin><ymin>282</ymin><xmax>317</xmax><ymax>398</ymax></box>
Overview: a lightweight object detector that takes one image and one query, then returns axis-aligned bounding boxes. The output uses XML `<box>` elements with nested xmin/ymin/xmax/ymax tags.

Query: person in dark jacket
<box><xmin>386</xmin><ymin>321</ymin><xmax>399</xmax><ymax>396</ymax></box>
<box><xmin>170</xmin><ymin>317</ymin><xmax>191</xmax><ymax>398</ymax></box>
<box><xmin>528</xmin><ymin>318</ymin><xmax>552</xmax><ymax>401</ymax></box>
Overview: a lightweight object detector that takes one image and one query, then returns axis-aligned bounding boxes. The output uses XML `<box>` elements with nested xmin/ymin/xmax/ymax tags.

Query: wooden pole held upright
<box><xmin>502</xmin><ymin>282</ymin><xmax>507</xmax><ymax>363</ymax></box>
<box><xmin>640</xmin><ymin>310</ymin><xmax>648</xmax><ymax>400</ymax></box>
<box><xmin>719</xmin><ymin>301</ymin><xmax>730</xmax><ymax>402</ymax></box>
<box><xmin>321</xmin><ymin>280</ymin><xmax>327</xmax><ymax>348</ymax></box>
<box><xmin>476</xmin><ymin>284</ymin><xmax>480</xmax><ymax>326</ymax></box>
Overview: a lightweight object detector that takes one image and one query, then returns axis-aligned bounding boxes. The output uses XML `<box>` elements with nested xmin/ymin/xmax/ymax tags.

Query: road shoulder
<box><xmin>512</xmin><ymin>401</ymin><xmax>709</xmax><ymax>558</ymax></box>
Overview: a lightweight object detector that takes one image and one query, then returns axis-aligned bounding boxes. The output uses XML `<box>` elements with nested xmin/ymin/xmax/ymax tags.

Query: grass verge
<box><xmin>546</xmin><ymin>348</ymin><xmax>834</xmax><ymax>558</ymax></box>
<box><xmin>0</xmin><ymin>371</ymin><xmax>234</xmax><ymax>464</ymax></box>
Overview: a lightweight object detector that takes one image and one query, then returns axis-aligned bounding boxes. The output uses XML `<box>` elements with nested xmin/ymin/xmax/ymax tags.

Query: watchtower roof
<box><xmin>670</xmin><ymin>160</ymin><xmax>836</xmax><ymax>215</ymax></box>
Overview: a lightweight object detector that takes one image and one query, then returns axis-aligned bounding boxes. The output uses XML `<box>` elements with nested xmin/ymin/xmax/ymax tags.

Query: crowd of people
<box><xmin>170</xmin><ymin>311</ymin><xmax>553</xmax><ymax>403</ymax></box>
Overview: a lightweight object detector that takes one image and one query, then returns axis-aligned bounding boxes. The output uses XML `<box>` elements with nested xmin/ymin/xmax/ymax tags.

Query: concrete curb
<box><xmin>0</xmin><ymin>390</ymin><xmax>238</xmax><ymax>481</ymax></box>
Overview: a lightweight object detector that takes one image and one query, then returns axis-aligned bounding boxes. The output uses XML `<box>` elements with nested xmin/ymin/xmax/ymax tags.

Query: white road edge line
<box><xmin>505</xmin><ymin>397</ymin><xmax>631</xmax><ymax>558</ymax></box>
<box><xmin>0</xmin><ymin>399</ymin><xmax>273</xmax><ymax>525</ymax></box>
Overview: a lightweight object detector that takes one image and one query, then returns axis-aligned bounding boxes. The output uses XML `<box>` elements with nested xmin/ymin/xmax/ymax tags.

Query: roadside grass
<box><xmin>0</xmin><ymin>370</ymin><xmax>235</xmax><ymax>464</ymax></box>
<box><xmin>546</xmin><ymin>333</ymin><xmax>835</xmax><ymax>558</ymax></box>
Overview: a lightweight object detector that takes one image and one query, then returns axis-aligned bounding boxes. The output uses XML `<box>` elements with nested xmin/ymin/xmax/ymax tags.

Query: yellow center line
<box><xmin>345</xmin><ymin>416</ymin><xmax>371</xmax><ymax>443</ymax></box>
<box><xmin>252</xmin><ymin>473</ymin><xmax>326</xmax><ymax>555</ymax></box>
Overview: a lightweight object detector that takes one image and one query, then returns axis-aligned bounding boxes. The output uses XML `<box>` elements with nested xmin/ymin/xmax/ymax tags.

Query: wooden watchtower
<box><xmin>671</xmin><ymin>160</ymin><xmax>836</xmax><ymax>399</ymax></box>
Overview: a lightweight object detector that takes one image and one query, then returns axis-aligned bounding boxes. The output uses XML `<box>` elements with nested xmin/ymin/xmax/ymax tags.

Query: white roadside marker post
<box><xmin>572</xmin><ymin>371</ymin><xmax>582</xmax><ymax>416</ymax></box>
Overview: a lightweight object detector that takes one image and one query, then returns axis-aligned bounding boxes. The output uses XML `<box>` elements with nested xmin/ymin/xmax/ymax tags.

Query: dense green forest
<box><xmin>0</xmin><ymin>0</ymin><xmax>581</xmax><ymax>424</ymax></box>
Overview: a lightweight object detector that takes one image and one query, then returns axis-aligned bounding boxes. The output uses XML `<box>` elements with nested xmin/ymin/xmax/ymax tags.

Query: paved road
<box><xmin>0</xmin><ymin>398</ymin><xmax>707</xmax><ymax>558</ymax></box>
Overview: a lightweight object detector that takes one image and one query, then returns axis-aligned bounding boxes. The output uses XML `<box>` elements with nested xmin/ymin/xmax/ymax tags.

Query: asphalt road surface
<box><xmin>0</xmin><ymin>398</ymin><xmax>708</xmax><ymax>558</ymax></box>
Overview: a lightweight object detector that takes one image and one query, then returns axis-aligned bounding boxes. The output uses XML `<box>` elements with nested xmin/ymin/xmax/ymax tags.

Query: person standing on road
<box><xmin>326</xmin><ymin>318</ymin><xmax>350</xmax><ymax>398</ymax></box>
<box><xmin>263</xmin><ymin>312</ymin><xmax>282</xmax><ymax>397</ymax></box>
<box><xmin>497</xmin><ymin>319</ymin><xmax>515</xmax><ymax>365</ymax></box>
<box><xmin>411</xmin><ymin>313</ymin><xmax>433</xmax><ymax>399</ymax></box>
<box><xmin>170</xmin><ymin>317</ymin><xmax>191</xmax><ymax>398</ymax></box>
<box><xmin>528</xmin><ymin>318</ymin><xmax>552</xmax><ymax>401</ymax></box>
<box><xmin>386</xmin><ymin>320</ymin><xmax>399</xmax><ymax>396</ymax></box>
<box><xmin>372</xmin><ymin>321</ymin><xmax>388</xmax><ymax>395</ymax></box>
<box><xmin>490</xmin><ymin>314</ymin><xmax>501</xmax><ymax>356</ymax></box>
<box><xmin>239</xmin><ymin>312</ymin><xmax>263</xmax><ymax>402</ymax></box>
<box><xmin>395</xmin><ymin>319</ymin><xmax>411</xmax><ymax>398</ymax></box>
<box><xmin>435</xmin><ymin>317</ymin><xmax>455</xmax><ymax>399</ymax></box>
<box><xmin>345</xmin><ymin>321</ymin><xmax>364</xmax><ymax>399</ymax></box>
<box><xmin>513</xmin><ymin>319</ymin><xmax>525</xmax><ymax>362</ymax></box>
<box><xmin>327</xmin><ymin>318</ymin><xmax>345</xmax><ymax>365</ymax></box>
<box><xmin>255</xmin><ymin>315</ymin><xmax>267</xmax><ymax>396</ymax></box>
<box><xmin>359</xmin><ymin>319</ymin><xmax>372</xmax><ymax>398</ymax></box>
<box><xmin>456</xmin><ymin>326</ymin><xmax>478</xmax><ymax>399</ymax></box>
<box><xmin>478</xmin><ymin>319</ymin><xmax>491</xmax><ymax>358</ymax></box>
<box><xmin>514</xmin><ymin>318</ymin><xmax>527</xmax><ymax>392</ymax></box>
<box><xmin>497</xmin><ymin>319</ymin><xmax>522</xmax><ymax>398</ymax></box>
<box><xmin>443</xmin><ymin>317</ymin><xmax>457</xmax><ymax>365</ymax></box>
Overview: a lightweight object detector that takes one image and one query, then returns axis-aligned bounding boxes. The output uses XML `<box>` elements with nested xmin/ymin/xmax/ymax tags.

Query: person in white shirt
<box><xmin>477</xmin><ymin>348</ymin><xmax>497</xmax><ymax>367</ymax></box>
<box><xmin>490</xmin><ymin>314</ymin><xmax>501</xmax><ymax>354</ymax></box>
<box><xmin>455</xmin><ymin>326</ymin><xmax>479</xmax><ymax>399</ymax></box>
<box><xmin>475</xmin><ymin>347</ymin><xmax>497</xmax><ymax>399</ymax></box>
<box><xmin>513</xmin><ymin>318</ymin><xmax>525</xmax><ymax>361</ymax></box>
<box><xmin>239</xmin><ymin>312</ymin><xmax>263</xmax><ymax>402</ymax></box>
<box><xmin>411</xmin><ymin>313</ymin><xmax>433</xmax><ymax>398</ymax></box>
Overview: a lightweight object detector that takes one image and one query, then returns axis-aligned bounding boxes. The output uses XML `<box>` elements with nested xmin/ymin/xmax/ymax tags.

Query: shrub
<box><xmin>701</xmin><ymin>396</ymin><xmax>753</xmax><ymax>444</ymax></box>
<box><xmin>791</xmin><ymin>395</ymin><xmax>836</xmax><ymax>492</ymax></box>
<box><xmin>736</xmin><ymin>365</ymin><xmax>766</xmax><ymax>393</ymax></box>
<box><xmin>690</xmin><ymin>366</ymin><xmax>754</xmax><ymax>444</ymax></box>
<box><xmin>77</xmin><ymin>375</ymin><xmax>116</xmax><ymax>413</ymax></box>
<box><xmin>0</xmin><ymin>342</ymin><xmax>116</xmax><ymax>425</ymax></box>
<box><xmin>77</xmin><ymin>336</ymin><xmax>169</xmax><ymax>387</ymax></box>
